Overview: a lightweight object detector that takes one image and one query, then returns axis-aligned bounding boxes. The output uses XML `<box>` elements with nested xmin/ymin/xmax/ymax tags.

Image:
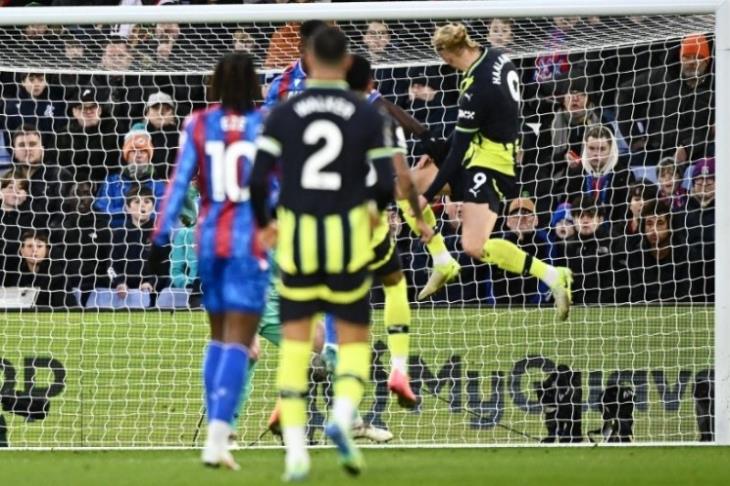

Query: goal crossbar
<box><xmin>0</xmin><ymin>0</ymin><xmax>723</xmax><ymax>26</ymax></box>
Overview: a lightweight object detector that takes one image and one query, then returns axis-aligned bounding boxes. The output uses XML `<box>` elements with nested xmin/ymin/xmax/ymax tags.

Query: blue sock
<box><xmin>324</xmin><ymin>313</ymin><xmax>337</xmax><ymax>346</ymax></box>
<box><xmin>210</xmin><ymin>343</ymin><xmax>250</xmax><ymax>424</ymax></box>
<box><xmin>203</xmin><ymin>340</ymin><xmax>224</xmax><ymax>419</ymax></box>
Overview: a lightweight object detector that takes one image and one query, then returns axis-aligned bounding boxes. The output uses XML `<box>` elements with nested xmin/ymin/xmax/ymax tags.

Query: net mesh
<box><xmin>0</xmin><ymin>11</ymin><xmax>716</xmax><ymax>448</ymax></box>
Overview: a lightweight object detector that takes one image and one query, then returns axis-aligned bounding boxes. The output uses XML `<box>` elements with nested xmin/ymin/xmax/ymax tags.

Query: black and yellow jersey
<box><xmin>456</xmin><ymin>47</ymin><xmax>520</xmax><ymax>176</ymax></box>
<box><xmin>251</xmin><ymin>80</ymin><xmax>395</xmax><ymax>281</ymax></box>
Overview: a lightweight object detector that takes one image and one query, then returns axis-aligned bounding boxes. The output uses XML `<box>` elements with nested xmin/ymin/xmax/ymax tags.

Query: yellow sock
<box><xmin>384</xmin><ymin>278</ymin><xmax>410</xmax><ymax>372</ymax></box>
<box><xmin>483</xmin><ymin>238</ymin><xmax>553</xmax><ymax>281</ymax></box>
<box><xmin>334</xmin><ymin>342</ymin><xmax>371</xmax><ymax>407</ymax></box>
<box><xmin>397</xmin><ymin>199</ymin><xmax>449</xmax><ymax>258</ymax></box>
<box><xmin>277</xmin><ymin>339</ymin><xmax>312</xmax><ymax>428</ymax></box>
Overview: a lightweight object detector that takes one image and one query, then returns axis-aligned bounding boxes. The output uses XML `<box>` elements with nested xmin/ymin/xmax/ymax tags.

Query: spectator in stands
<box><xmin>110</xmin><ymin>186</ymin><xmax>165</xmax><ymax>300</ymax></box>
<box><xmin>142</xmin><ymin>91</ymin><xmax>179</xmax><ymax>178</ymax></box>
<box><xmin>398</xmin><ymin>64</ymin><xmax>459</xmax><ymax>136</ymax></box>
<box><xmin>490</xmin><ymin>196</ymin><xmax>552</xmax><ymax>304</ymax></box>
<box><xmin>11</xmin><ymin>124</ymin><xmax>72</xmax><ymax>229</ymax></box>
<box><xmin>1</xmin><ymin>72</ymin><xmax>65</xmax><ymax>146</ymax></box>
<box><xmin>49</xmin><ymin>181</ymin><xmax>113</xmax><ymax>307</ymax></box>
<box><xmin>94</xmin><ymin>123</ymin><xmax>166</xmax><ymax>228</ymax></box>
<box><xmin>548</xmin><ymin>201</ymin><xmax>574</xmax><ymax>267</ymax></box>
<box><xmin>681</xmin><ymin>157</ymin><xmax>715</xmax><ymax>301</ymax></box>
<box><xmin>558</xmin><ymin>124</ymin><xmax>634</xmax><ymax>225</ymax></box>
<box><xmin>56</xmin><ymin>86</ymin><xmax>120</xmax><ymax>183</ymax></box>
<box><xmin>551</xmin><ymin>74</ymin><xmax>626</xmax><ymax>166</ymax></box>
<box><xmin>656</xmin><ymin>156</ymin><xmax>688</xmax><ymax>211</ymax></box>
<box><xmin>232</xmin><ymin>28</ymin><xmax>256</xmax><ymax>53</ymax></box>
<box><xmin>0</xmin><ymin>168</ymin><xmax>34</xmax><ymax>272</ymax></box>
<box><xmin>486</xmin><ymin>18</ymin><xmax>514</xmax><ymax>52</ymax></box>
<box><xmin>362</xmin><ymin>21</ymin><xmax>391</xmax><ymax>63</ymax></box>
<box><xmin>626</xmin><ymin>200</ymin><xmax>690</xmax><ymax>302</ymax></box>
<box><xmin>93</xmin><ymin>36</ymin><xmax>145</xmax><ymax>134</ymax></box>
<box><xmin>618</xmin><ymin>33</ymin><xmax>714</xmax><ymax>166</ymax></box>
<box><xmin>618</xmin><ymin>182</ymin><xmax>658</xmax><ymax>242</ymax></box>
<box><xmin>0</xmin><ymin>230</ymin><xmax>69</xmax><ymax>309</ymax></box>
<box><xmin>563</xmin><ymin>196</ymin><xmax>617</xmax><ymax>304</ymax></box>
<box><xmin>153</xmin><ymin>22</ymin><xmax>182</xmax><ymax>68</ymax></box>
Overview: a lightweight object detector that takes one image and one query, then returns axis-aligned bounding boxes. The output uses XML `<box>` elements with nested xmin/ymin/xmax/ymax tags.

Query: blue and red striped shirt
<box><xmin>264</xmin><ymin>60</ymin><xmax>307</xmax><ymax>108</ymax></box>
<box><xmin>152</xmin><ymin>105</ymin><xmax>265</xmax><ymax>261</ymax></box>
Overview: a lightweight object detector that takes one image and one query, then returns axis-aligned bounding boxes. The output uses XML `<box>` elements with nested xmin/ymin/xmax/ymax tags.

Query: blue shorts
<box><xmin>198</xmin><ymin>256</ymin><xmax>270</xmax><ymax>314</ymax></box>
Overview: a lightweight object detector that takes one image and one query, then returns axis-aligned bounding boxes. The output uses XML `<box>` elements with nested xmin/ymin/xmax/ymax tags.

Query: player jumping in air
<box><xmin>150</xmin><ymin>52</ymin><xmax>269</xmax><ymax>469</ymax></box>
<box><xmin>346</xmin><ymin>53</ymin><xmax>433</xmax><ymax>407</ymax></box>
<box><xmin>251</xmin><ymin>27</ymin><xmax>395</xmax><ymax>481</ymax></box>
<box><xmin>409</xmin><ymin>23</ymin><xmax>573</xmax><ymax>319</ymax></box>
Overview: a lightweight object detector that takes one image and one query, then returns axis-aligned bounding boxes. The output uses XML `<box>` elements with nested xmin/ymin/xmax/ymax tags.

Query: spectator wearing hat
<box><xmin>489</xmin><ymin>196</ymin><xmax>553</xmax><ymax>304</ymax></box>
<box><xmin>625</xmin><ymin>200</ymin><xmax>690</xmax><ymax>303</ymax></box>
<box><xmin>548</xmin><ymin>202</ymin><xmax>575</xmax><ymax>267</ymax></box>
<box><xmin>94</xmin><ymin>123</ymin><xmax>166</xmax><ymax>228</ymax></box>
<box><xmin>56</xmin><ymin>86</ymin><xmax>120</xmax><ymax>183</ymax></box>
<box><xmin>679</xmin><ymin>157</ymin><xmax>715</xmax><ymax>301</ymax></box>
<box><xmin>142</xmin><ymin>91</ymin><xmax>179</xmax><ymax>178</ymax></box>
<box><xmin>563</xmin><ymin>196</ymin><xmax>619</xmax><ymax>304</ymax></box>
<box><xmin>618</xmin><ymin>32</ymin><xmax>714</xmax><ymax>166</ymax></box>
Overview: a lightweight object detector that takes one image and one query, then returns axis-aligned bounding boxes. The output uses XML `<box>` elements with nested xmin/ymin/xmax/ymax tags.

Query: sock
<box><xmin>202</xmin><ymin>340</ymin><xmax>224</xmax><ymax>420</ymax></box>
<box><xmin>210</xmin><ymin>343</ymin><xmax>249</xmax><ymax>424</ymax></box>
<box><xmin>278</xmin><ymin>338</ymin><xmax>312</xmax><ymax>461</ymax></box>
<box><xmin>231</xmin><ymin>358</ymin><xmax>257</xmax><ymax>429</ymax></box>
<box><xmin>397</xmin><ymin>199</ymin><xmax>450</xmax><ymax>262</ymax></box>
<box><xmin>323</xmin><ymin>313</ymin><xmax>337</xmax><ymax>347</ymax></box>
<box><xmin>332</xmin><ymin>342</ymin><xmax>371</xmax><ymax>427</ymax></box>
<box><xmin>384</xmin><ymin>278</ymin><xmax>410</xmax><ymax>374</ymax></box>
<box><xmin>206</xmin><ymin>419</ymin><xmax>231</xmax><ymax>449</ymax></box>
<box><xmin>483</xmin><ymin>239</ymin><xmax>559</xmax><ymax>287</ymax></box>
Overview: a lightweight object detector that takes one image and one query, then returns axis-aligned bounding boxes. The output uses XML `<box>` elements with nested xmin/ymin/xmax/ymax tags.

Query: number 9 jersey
<box><xmin>152</xmin><ymin>105</ymin><xmax>270</xmax><ymax>314</ymax></box>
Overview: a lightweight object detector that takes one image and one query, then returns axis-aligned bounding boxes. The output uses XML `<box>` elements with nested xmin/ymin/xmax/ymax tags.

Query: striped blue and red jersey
<box><xmin>263</xmin><ymin>59</ymin><xmax>307</xmax><ymax>108</ymax></box>
<box><xmin>152</xmin><ymin>105</ymin><xmax>265</xmax><ymax>261</ymax></box>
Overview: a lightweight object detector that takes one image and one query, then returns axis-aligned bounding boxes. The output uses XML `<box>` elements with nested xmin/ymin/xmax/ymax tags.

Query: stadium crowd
<box><xmin>0</xmin><ymin>9</ymin><xmax>716</xmax><ymax>309</ymax></box>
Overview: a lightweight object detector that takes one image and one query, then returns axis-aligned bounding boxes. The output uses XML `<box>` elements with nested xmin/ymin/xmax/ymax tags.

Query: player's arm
<box><xmin>151</xmin><ymin>116</ymin><xmax>199</xmax><ymax>247</ymax></box>
<box><xmin>421</xmin><ymin>83</ymin><xmax>483</xmax><ymax>202</ymax></box>
<box><xmin>375</xmin><ymin>95</ymin><xmax>450</xmax><ymax>163</ymax></box>
<box><xmin>263</xmin><ymin>74</ymin><xmax>283</xmax><ymax>109</ymax></box>
<box><xmin>368</xmin><ymin>114</ymin><xmax>396</xmax><ymax>212</ymax></box>
<box><xmin>250</xmin><ymin>111</ymin><xmax>283</xmax><ymax>249</ymax></box>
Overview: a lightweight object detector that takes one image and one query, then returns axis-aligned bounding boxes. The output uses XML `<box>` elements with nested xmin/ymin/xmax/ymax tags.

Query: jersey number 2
<box><xmin>205</xmin><ymin>140</ymin><xmax>256</xmax><ymax>202</ymax></box>
<box><xmin>301</xmin><ymin>120</ymin><xmax>343</xmax><ymax>191</ymax></box>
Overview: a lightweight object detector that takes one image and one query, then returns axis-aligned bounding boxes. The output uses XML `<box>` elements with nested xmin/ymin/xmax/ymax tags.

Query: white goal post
<box><xmin>0</xmin><ymin>0</ymin><xmax>726</xmax><ymax>448</ymax></box>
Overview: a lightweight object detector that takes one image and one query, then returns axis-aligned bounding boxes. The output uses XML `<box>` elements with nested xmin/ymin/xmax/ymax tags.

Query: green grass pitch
<box><xmin>0</xmin><ymin>306</ymin><xmax>714</xmax><ymax>447</ymax></box>
<box><xmin>1</xmin><ymin>447</ymin><xmax>729</xmax><ymax>485</ymax></box>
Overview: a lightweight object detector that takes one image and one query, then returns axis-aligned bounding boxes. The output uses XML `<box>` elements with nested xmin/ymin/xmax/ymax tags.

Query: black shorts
<box><xmin>278</xmin><ymin>270</ymin><xmax>371</xmax><ymax>325</ymax></box>
<box><xmin>369</xmin><ymin>232</ymin><xmax>402</xmax><ymax>279</ymax></box>
<box><xmin>451</xmin><ymin>166</ymin><xmax>516</xmax><ymax>213</ymax></box>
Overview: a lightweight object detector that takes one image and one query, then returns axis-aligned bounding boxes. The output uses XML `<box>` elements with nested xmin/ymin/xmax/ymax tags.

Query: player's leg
<box><xmin>203</xmin><ymin>314</ymin><xmax>224</xmax><ymax>422</ymax></box>
<box><xmin>397</xmin><ymin>157</ymin><xmax>460</xmax><ymax>300</ymax></box>
<box><xmin>277</xmin><ymin>297</ymin><xmax>318</xmax><ymax>481</ymax></box>
<box><xmin>321</xmin><ymin>313</ymin><xmax>338</xmax><ymax>374</ymax></box>
<box><xmin>202</xmin><ymin>259</ymin><xmax>269</xmax><ymax>469</ymax></box>
<box><xmin>379</xmin><ymin>270</ymin><xmax>417</xmax><ymax>408</ymax></box>
<box><xmin>460</xmin><ymin>169</ymin><xmax>572</xmax><ymax>320</ymax></box>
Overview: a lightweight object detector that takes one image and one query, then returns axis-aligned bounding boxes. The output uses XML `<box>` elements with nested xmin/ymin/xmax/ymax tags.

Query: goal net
<box><xmin>0</xmin><ymin>1</ymin><xmax>722</xmax><ymax>448</ymax></box>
